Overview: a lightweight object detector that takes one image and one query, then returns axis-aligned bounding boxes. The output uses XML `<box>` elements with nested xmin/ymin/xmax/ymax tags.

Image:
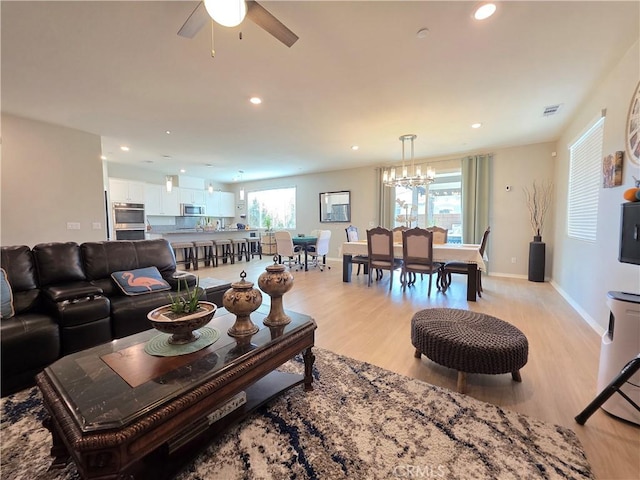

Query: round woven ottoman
<box><xmin>411</xmin><ymin>308</ymin><xmax>529</xmax><ymax>393</ymax></box>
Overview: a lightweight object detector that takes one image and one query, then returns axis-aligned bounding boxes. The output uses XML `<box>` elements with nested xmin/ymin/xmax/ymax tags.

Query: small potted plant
<box><xmin>167</xmin><ymin>277</ymin><xmax>204</xmax><ymax>317</ymax></box>
<box><xmin>147</xmin><ymin>277</ymin><xmax>217</xmax><ymax>344</ymax></box>
<box><xmin>264</xmin><ymin>215</ymin><xmax>273</xmax><ymax>231</ymax></box>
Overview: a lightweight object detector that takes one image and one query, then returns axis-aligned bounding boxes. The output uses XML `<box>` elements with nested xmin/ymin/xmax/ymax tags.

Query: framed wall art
<box><xmin>626</xmin><ymin>80</ymin><xmax>640</xmax><ymax>166</ymax></box>
<box><xmin>603</xmin><ymin>151</ymin><xmax>623</xmax><ymax>188</ymax></box>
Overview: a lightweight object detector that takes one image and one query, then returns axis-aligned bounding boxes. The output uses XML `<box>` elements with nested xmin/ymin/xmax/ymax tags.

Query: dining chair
<box><xmin>392</xmin><ymin>226</ymin><xmax>407</xmax><ymax>244</ymax></box>
<box><xmin>345</xmin><ymin>225</ymin><xmax>368</xmax><ymax>275</ymax></box>
<box><xmin>274</xmin><ymin>231</ymin><xmax>302</xmax><ymax>270</ymax></box>
<box><xmin>366</xmin><ymin>227</ymin><xmax>402</xmax><ymax>289</ymax></box>
<box><xmin>308</xmin><ymin>230</ymin><xmax>332</xmax><ymax>271</ymax></box>
<box><xmin>426</xmin><ymin>226</ymin><xmax>448</xmax><ymax>244</ymax></box>
<box><xmin>401</xmin><ymin>228</ymin><xmax>442</xmax><ymax>296</ymax></box>
<box><xmin>442</xmin><ymin>226</ymin><xmax>491</xmax><ymax>296</ymax></box>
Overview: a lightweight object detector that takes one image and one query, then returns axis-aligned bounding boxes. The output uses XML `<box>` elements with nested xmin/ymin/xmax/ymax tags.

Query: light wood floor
<box><xmin>194</xmin><ymin>256</ymin><xmax>639</xmax><ymax>480</ymax></box>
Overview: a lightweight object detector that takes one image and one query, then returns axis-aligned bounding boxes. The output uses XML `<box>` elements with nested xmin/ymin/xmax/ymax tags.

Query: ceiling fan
<box><xmin>178</xmin><ymin>0</ymin><xmax>298</xmax><ymax>48</ymax></box>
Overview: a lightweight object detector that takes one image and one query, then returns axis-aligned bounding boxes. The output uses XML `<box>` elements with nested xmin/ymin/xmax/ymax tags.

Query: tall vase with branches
<box><xmin>523</xmin><ymin>180</ymin><xmax>553</xmax><ymax>241</ymax></box>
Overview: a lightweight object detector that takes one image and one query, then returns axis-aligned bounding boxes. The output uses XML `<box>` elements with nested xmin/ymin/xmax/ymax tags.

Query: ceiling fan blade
<box><xmin>177</xmin><ymin>2</ymin><xmax>209</xmax><ymax>39</ymax></box>
<box><xmin>246</xmin><ymin>1</ymin><xmax>298</xmax><ymax>47</ymax></box>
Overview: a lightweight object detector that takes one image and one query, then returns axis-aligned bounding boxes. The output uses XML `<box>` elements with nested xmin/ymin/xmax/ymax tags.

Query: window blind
<box><xmin>567</xmin><ymin>117</ymin><xmax>604</xmax><ymax>242</ymax></box>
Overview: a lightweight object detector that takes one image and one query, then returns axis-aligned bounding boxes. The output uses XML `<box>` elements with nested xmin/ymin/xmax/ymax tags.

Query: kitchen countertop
<box><xmin>160</xmin><ymin>229</ymin><xmax>258</xmax><ymax>234</ymax></box>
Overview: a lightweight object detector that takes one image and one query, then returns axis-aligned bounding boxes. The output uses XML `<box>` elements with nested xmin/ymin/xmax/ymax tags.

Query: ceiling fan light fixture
<box><xmin>474</xmin><ymin>2</ymin><xmax>497</xmax><ymax>20</ymax></box>
<box><xmin>204</xmin><ymin>0</ymin><xmax>247</xmax><ymax>28</ymax></box>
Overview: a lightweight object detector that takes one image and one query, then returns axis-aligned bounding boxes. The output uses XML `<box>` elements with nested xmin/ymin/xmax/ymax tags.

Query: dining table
<box><xmin>341</xmin><ymin>241</ymin><xmax>486</xmax><ymax>301</ymax></box>
<box><xmin>292</xmin><ymin>235</ymin><xmax>317</xmax><ymax>271</ymax></box>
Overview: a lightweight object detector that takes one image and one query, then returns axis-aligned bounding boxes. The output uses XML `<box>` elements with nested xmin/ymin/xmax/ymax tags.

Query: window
<box><xmin>247</xmin><ymin>187</ymin><xmax>296</xmax><ymax>229</ymax></box>
<box><xmin>392</xmin><ymin>169</ymin><xmax>462</xmax><ymax>242</ymax></box>
<box><xmin>568</xmin><ymin>116</ymin><xmax>605</xmax><ymax>242</ymax></box>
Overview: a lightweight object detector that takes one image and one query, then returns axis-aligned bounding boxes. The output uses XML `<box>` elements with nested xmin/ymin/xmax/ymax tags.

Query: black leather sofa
<box><xmin>1</xmin><ymin>239</ymin><xmax>230</xmax><ymax>396</ymax></box>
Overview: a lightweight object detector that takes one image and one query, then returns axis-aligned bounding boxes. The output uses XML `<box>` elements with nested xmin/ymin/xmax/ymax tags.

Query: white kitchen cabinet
<box><xmin>179</xmin><ymin>188</ymin><xmax>206</xmax><ymax>206</ymax></box>
<box><xmin>144</xmin><ymin>184</ymin><xmax>180</xmax><ymax>216</ymax></box>
<box><xmin>109</xmin><ymin>178</ymin><xmax>145</xmax><ymax>204</ymax></box>
<box><xmin>205</xmin><ymin>191</ymin><xmax>236</xmax><ymax>218</ymax></box>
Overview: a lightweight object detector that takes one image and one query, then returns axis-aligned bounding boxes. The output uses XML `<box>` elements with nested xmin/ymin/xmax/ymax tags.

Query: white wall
<box><xmin>490</xmin><ymin>142</ymin><xmax>556</xmax><ymax>277</ymax></box>
<box><xmin>228</xmin><ymin>168</ymin><xmax>379</xmax><ymax>259</ymax></box>
<box><xmin>1</xmin><ymin>114</ymin><xmax>107</xmax><ymax>246</ymax></box>
<box><xmin>552</xmin><ymin>40</ymin><xmax>640</xmax><ymax>332</ymax></box>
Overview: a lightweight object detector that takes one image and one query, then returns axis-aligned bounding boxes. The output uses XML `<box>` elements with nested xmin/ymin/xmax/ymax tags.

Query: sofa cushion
<box><xmin>1</xmin><ymin>269</ymin><xmax>15</xmax><ymax>319</ymax></box>
<box><xmin>111</xmin><ymin>267</ymin><xmax>171</xmax><ymax>296</ymax></box>
<box><xmin>33</xmin><ymin>242</ymin><xmax>86</xmax><ymax>286</ymax></box>
<box><xmin>82</xmin><ymin>239</ymin><xmax>177</xmax><ymax>297</ymax></box>
<box><xmin>0</xmin><ymin>312</ymin><xmax>60</xmax><ymax>377</ymax></box>
<box><xmin>0</xmin><ymin>245</ymin><xmax>38</xmax><ymax>292</ymax></box>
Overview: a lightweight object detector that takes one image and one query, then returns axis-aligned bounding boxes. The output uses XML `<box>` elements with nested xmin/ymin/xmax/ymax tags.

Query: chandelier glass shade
<box><xmin>383</xmin><ymin>134</ymin><xmax>435</xmax><ymax>188</ymax></box>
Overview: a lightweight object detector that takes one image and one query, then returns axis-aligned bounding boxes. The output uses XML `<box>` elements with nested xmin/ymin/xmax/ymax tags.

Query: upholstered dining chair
<box><xmin>274</xmin><ymin>231</ymin><xmax>302</xmax><ymax>270</ymax></box>
<box><xmin>442</xmin><ymin>226</ymin><xmax>491</xmax><ymax>296</ymax></box>
<box><xmin>308</xmin><ymin>230</ymin><xmax>332</xmax><ymax>271</ymax></box>
<box><xmin>392</xmin><ymin>226</ymin><xmax>407</xmax><ymax>244</ymax></box>
<box><xmin>401</xmin><ymin>228</ymin><xmax>442</xmax><ymax>296</ymax></box>
<box><xmin>426</xmin><ymin>226</ymin><xmax>448</xmax><ymax>244</ymax></box>
<box><xmin>366</xmin><ymin>227</ymin><xmax>402</xmax><ymax>289</ymax></box>
<box><xmin>345</xmin><ymin>225</ymin><xmax>368</xmax><ymax>275</ymax></box>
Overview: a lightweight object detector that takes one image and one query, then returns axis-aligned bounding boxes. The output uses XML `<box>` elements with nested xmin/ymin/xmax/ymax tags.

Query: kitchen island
<box><xmin>146</xmin><ymin>229</ymin><xmax>265</xmax><ymax>267</ymax></box>
<box><xmin>146</xmin><ymin>229</ymin><xmax>260</xmax><ymax>243</ymax></box>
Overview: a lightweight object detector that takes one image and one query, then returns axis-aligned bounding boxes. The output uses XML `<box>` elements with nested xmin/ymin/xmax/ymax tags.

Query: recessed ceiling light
<box><xmin>100</xmin><ymin>155</ymin><xmax>107</xmax><ymax>160</ymax></box>
<box><xmin>120</xmin><ymin>146</ymin><xmax>130</xmax><ymax>152</ymax></box>
<box><xmin>351</xmin><ymin>145</ymin><xmax>359</xmax><ymax>151</ymax></box>
<box><xmin>474</xmin><ymin>2</ymin><xmax>496</xmax><ymax>20</ymax></box>
<box><xmin>165</xmin><ymin>130</ymin><xmax>171</xmax><ymax>135</ymax></box>
<box><xmin>416</xmin><ymin>28</ymin><xmax>429</xmax><ymax>39</ymax></box>
<box><xmin>249</xmin><ymin>97</ymin><xmax>262</xmax><ymax>105</ymax></box>
<box><xmin>471</xmin><ymin>123</ymin><xmax>482</xmax><ymax>129</ymax></box>
<box><xmin>180</xmin><ymin>169</ymin><xmax>186</xmax><ymax>173</ymax></box>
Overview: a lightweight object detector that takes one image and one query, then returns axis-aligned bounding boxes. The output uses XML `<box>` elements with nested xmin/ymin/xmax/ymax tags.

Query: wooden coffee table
<box><xmin>35</xmin><ymin>305</ymin><xmax>316</xmax><ymax>480</ymax></box>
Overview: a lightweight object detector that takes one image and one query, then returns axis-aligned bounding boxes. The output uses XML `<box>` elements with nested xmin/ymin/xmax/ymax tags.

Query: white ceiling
<box><xmin>2</xmin><ymin>1</ymin><xmax>639</xmax><ymax>183</ymax></box>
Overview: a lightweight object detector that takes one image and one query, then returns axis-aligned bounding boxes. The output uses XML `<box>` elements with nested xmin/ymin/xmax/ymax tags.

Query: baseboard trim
<box><xmin>549</xmin><ymin>280</ymin><xmax>605</xmax><ymax>336</ymax></box>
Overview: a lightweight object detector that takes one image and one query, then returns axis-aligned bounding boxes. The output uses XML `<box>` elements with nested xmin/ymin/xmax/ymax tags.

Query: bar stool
<box><xmin>246</xmin><ymin>236</ymin><xmax>262</xmax><ymax>260</ymax></box>
<box><xmin>170</xmin><ymin>241</ymin><xmax>195</xmax><ymax>270</ymax></box>
<box><xmin>193</xmin><ymin>240</ymin><xmax>215</xmax><ymax>269</ymax></box>
<box><xmin>213</xmin><ymin>239</ymin><xmax>234</xmax><ymax>265</ymax></box>
<box><xmin>230</xmin><ymin>238</ymin><xmax>249</xmax><ymax>262</ymax></box>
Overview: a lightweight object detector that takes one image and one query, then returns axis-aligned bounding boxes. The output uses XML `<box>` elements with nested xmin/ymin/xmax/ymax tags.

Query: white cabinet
<box><xmin>144</xmin><ymin>184</ymin><xmax>180</xmax><ymax>216</ymax></box>
<box><xmin>206</xmin><ymin>191</ymin><xmax>236</xmax><ymax>217</ymax></box>
<box><xmin>179</xmin><ymin>188</ymin><xmax>206</xmax><ymax>206</ymax></box>
<box><xmin>109</xmin><ymin>178</ymin><xmax>145</xmax><ymax>204</ymax></box>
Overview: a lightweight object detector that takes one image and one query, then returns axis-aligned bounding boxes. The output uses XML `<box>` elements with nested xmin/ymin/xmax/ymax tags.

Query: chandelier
<box><xmin>383</xmin><ymin>134</ymin><xmax>435</xmax><ymax>188</ymax></box>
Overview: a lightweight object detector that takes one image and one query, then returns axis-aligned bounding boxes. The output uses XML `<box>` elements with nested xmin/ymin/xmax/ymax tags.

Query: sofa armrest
<box><xmin>41</xmin><ymin>282</ymin><xmax>104</xmax><ymax>303</ymax></box>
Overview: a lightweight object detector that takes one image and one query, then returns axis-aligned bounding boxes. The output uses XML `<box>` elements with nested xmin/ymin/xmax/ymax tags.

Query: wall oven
<box><xmin>113</xmin><ymin>202</ymin><xmax>146</xmax><ymax>240</ymax></box>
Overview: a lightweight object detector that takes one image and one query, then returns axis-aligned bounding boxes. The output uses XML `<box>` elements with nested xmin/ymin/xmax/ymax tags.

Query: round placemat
<box><xmin>144</xmin><ymin>327</ymin><xmax>220</xmax><ymax>357</ymax></box>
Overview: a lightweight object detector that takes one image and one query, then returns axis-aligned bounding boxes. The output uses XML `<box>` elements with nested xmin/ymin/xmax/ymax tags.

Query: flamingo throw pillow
<box><xmin>111</xmin><ymin>266</ymin><xmax>171</xmax><ymax>296</ymax></box>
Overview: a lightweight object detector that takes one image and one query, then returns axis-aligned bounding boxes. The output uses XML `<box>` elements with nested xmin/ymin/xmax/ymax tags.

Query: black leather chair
<box><xmin>345</xmin><ymin>225</ymin><xmax>368</xmax><ymax>275</ymax></box>
<box><xmin>441</xmin><ymin>227</ymin><xmax>490</xmax><ymax>296</ymax></box>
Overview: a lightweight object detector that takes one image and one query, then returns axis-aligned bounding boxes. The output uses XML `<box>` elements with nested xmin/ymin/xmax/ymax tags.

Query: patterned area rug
<box><xmin>1</xmin><ymin>348</ymin><xmax>592</xmax><ymax>480</ymax></box>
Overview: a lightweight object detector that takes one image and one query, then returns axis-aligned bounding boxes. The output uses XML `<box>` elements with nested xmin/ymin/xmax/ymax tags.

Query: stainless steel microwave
<box><xmin>181</xmin><ymin>204</ymin><xmax>206</xmax><ymax>216</ymax></box>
